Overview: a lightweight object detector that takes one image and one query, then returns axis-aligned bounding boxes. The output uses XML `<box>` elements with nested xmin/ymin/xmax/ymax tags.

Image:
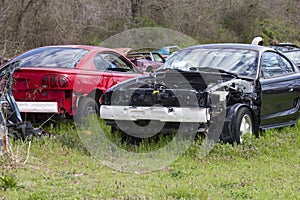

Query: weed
<box><xmin>0</xmin><ymin>173</ymin><xmax>20</xmax><ymax>191</ymax></box>
<box><xmin>47</xmin><ymin>122</ymin><xmax>89</xmax><ymax>155</ymax></box>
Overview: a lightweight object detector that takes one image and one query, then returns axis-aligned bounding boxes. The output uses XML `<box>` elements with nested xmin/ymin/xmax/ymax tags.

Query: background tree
<box><xmin>0</xmin><ymin>0</ymin><xmax>299</xmax><ymax>58</ymax></box>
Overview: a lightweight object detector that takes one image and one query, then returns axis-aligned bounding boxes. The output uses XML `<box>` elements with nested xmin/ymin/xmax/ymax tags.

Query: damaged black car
<box><xmin>100</xmin><ymin>44</ymin><xmax>300</xmax><ymax>144</ymax></box>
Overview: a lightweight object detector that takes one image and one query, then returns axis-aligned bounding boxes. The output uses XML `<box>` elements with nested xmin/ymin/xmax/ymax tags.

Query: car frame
<box><xmin>100</xmin><ymin>43</ymin><xmax>300</xmax><ymax>144</ymax></box>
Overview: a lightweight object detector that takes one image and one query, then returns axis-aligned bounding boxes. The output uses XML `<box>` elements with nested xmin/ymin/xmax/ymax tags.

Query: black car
<box><xmin>100</xmin><ymin>44</ymin><xmax>300</xmax><ymax>144</ymax></box>
<box><xmin>271</xmin><ymin>43</ymin><xmax>300</xmax><ymax>68</ymax></box>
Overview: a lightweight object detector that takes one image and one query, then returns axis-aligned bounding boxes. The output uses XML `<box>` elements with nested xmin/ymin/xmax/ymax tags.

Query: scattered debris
<box><xmin>0</xmin><ymin>61</ymin><xmax>49</xmax><ymax>155</ymax></box>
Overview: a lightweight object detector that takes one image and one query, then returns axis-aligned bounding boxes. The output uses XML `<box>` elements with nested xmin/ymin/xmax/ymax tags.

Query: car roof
<box><xmin>271</xmin><ymin>43</ymin><xmax>299</xmax><ymax>47</ymax></box>
<box><xmin>128</xmin><ymin>52</ymin><xmax>161</xmax><ymax>55</ymax></box>
<box><xmin>186</xmin><ymin>43</ymin><xmax>274</xmax><ymax>52</ymax></box>
<box><xmin>35</xmin><ymin>45</ymin><xmax>120</xmax><ymax>53</ymax></box>
<box><xmin>270</xmin><ymin>43</ymin><xmax>300</xmax><ymax>52</ymax></box>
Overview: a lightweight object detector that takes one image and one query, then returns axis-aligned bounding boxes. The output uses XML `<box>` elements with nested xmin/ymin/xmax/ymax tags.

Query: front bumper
<box><xmin>100</xmin><ymin>105</ymin><xmax>210</xmax><ymax>122</ymax></box>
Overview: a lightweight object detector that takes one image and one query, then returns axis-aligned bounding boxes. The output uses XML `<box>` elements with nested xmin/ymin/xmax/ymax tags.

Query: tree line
<box><xmin>0</xmin><ymin>0</ymin><xmax>299</xmax><ymax>58</ymax></box>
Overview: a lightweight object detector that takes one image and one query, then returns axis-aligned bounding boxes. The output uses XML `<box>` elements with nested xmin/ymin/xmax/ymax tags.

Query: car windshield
<box><xmin>284</xmin><ymin>50</ymin><xmax>300</xmax><ymax>66</ymax></box>
<box><xmin>159</xmin><ymin>48</ymin><xmax>258</xmax><ymax>78</ymax></box>
<box><xmin>13</xmin><ymin>47</ymin><xmax>89</xmax><ymax>68</ymax></box>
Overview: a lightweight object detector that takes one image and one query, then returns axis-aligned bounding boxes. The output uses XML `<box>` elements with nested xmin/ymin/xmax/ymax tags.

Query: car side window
<box><xmin>153</xmin><ymin>54</ymin><xmax>164</xmax><ymax>63</ymax></box>
<box><xmin>100</xmin><ymin>52</ymin><xmax>134</xmax><ymax>72</ymax></box>
<box><xmin>94</xmin><ymin>54</ymin><xmax>112</xmax><ymax>71</ymax></box>
<box><xmin>261</xmin><ymin>52</ymin><xmax>294</xmax><ymax>78</ymax></box>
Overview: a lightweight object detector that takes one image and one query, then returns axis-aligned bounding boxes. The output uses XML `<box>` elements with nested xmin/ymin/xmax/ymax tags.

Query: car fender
<box><xmin>220</xmin><ymin>103</ymin><xmax>259</xmax><ymax>143</ymax></box>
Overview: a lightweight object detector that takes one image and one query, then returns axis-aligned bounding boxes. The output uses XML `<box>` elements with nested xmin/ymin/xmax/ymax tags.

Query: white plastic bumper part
<box><xmin>100</xmin><ymin>106</ymin><xmax>210</xmax><ymax>122</ymax></box>
<box><xmin>16</xmin><ymin>102</ymin><xmax>58</xmax><ymax>113</ymax></box>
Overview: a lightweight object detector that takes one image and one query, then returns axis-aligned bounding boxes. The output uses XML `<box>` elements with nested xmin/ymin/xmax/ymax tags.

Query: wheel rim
<box><xmin>239</xmin><ymin>114</ymin><xmax>253</xmax><ymax>143</ymax></box>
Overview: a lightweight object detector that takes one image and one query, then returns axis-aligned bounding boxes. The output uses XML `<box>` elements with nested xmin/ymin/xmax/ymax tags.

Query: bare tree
<box><xmin>0</xmin><ymin>0</ymin><xmax>299</xmax><ymax>58</ymax></box>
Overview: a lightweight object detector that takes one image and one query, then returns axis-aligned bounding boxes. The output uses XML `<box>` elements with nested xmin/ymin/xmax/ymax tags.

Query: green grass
<box><xmin>0</xmin><ymin>119</ymin><xmax>299</xmax><ymax>199</ymax></box>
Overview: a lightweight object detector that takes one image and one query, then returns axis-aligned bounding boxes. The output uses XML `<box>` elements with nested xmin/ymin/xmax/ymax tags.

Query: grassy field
<box><xmin>0</xmin><ymin>119</ymin><xmax>299</xmax><ymax>199</ymax></box>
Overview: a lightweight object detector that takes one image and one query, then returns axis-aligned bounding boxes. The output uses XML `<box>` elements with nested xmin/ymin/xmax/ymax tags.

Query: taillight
<box><xmin>42</xmin><ymin>76</ymin><xmax>48</xmax><ymax>88</ymax></box>
<box><xmin>50</xmin><ymin>75</ymin><xmax>58</xmax><ymax>87</ymax></box>
<box><xmin>58</xmin><ymin>76</ymin><xmax>69</xmax><ymax>87</ymax></box>
<box><xmin>41</xmin><ymin>75</ymin><xmax>69</xmax><ymax>88</ymax></box>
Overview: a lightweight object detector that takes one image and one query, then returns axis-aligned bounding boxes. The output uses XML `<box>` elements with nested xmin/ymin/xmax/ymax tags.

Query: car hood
<box><xmin>107</xmin><ymin>69</ymin><xmax>237</xmax><ymax>93</ymax></box>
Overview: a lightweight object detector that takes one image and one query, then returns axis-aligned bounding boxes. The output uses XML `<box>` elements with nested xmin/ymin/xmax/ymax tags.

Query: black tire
<box><xmin>232</xmin><ymin>107</ymin><xmax>256</xmax><ymax>144</ymax></box>
<box><xmin>74</xmin><ymin>97</ymin><xmax>99</xmax><ymax>121</ymax></box>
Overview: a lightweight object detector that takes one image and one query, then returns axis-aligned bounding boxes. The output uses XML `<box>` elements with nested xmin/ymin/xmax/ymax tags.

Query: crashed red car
<box><xmin>10</xmin><ymin>45</ymin><xmax>142</xmax><ymax>120</ymax></box>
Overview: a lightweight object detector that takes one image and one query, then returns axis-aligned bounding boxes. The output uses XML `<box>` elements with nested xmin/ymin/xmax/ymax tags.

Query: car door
<box><xmin>100</xmin><ymin>52</ymin><xmax>141</xmax><ymax>85</ymax></box>
<box><xmin>259</xmin><ymin>51</ymin><xmax>300</xmax><ymax>127</ymax></box>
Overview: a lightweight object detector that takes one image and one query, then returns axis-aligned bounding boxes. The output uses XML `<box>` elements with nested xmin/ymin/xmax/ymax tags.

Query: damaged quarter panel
<box><xmin>100</xmin><ymin>44</ymin><xmax>300</xmax><ymax>144</ymax></box>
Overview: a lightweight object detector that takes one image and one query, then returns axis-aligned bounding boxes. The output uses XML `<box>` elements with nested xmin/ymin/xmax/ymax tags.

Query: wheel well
<box><xmin>221</xmin><ymin>104</ymin><xmax>259</xmax><ymax>143</ymax></box>
<box><xmin>85</xmin><ymin>89</ymin><xmax>103</xmax><ymax>106</ymax></box>
<box><xmin>228</xmin><ymin>104</ymin><xmax>259</xmax><ymax>137</ymax></box>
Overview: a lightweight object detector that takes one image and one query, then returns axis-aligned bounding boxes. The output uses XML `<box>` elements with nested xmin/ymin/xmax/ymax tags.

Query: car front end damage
<box><xmin>100</xmin><ymin>70</ymin><xmax>260</xmax><ymax>141</ymax></box>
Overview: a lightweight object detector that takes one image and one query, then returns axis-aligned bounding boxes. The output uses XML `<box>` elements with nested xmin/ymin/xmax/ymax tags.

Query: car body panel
<box><xmin>259</xmin><ymin>75</ymin><xmax>300</xmax><ymax>125</ymax></box>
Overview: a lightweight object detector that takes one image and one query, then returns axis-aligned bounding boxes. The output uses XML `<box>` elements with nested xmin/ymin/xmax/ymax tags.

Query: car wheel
<box><xmin>75</xmin><ymin>97</ymin><xmax>99</xmax><ymax>121</ymax></box>
<box><xmin>233</xmin><ymin>107</ymin><xmax>255</xmax><ymax>144</ymax></box>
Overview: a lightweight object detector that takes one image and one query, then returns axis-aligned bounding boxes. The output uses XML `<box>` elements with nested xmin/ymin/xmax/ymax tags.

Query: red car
<box><xmin>11</xmin><ymin>45</ymin><xmax>142</xmax><ymax>121</ymax></box>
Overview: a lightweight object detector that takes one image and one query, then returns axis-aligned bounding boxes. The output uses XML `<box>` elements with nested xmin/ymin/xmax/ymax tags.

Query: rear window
<box><xmin>13</xmin><ymin>47</ymin><xmax>89</xmax><ymax>68</ymax></box>
<box><xmin>285</xmin><ymin>51</ymin><xmax>300</xmax><ymax>66</ymax></box>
